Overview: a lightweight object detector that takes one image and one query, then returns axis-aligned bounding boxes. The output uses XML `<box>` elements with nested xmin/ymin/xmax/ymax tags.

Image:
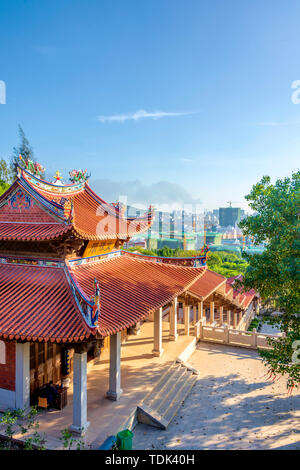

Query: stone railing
<box><xmin>237</xmin><ymin>303</ymin><xmax>256</xmax><ymax>331</ymax></box>
<box><xmin>193</xmin><ymin>318</ymin><xmax>281</xmax><ymax>350</ymax></box>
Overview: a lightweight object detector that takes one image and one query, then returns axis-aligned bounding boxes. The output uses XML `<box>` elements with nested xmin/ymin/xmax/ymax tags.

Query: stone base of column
<box><xmin>169</xmin><ymin>334</ymin><xmax>178</xmax><ymax>341</ymax></box>
<box><xmin>152</xmin><ymin>348</ymin><xmax>164</xmax><ymax>357</ymax></box>
<box><xmin>106</xmin><ymin>389</ymin><xmax>123</xmax><ymax>401</ymax></box>
<box><xmin>69</xmin><ymin>421</ymin><xmax>90</xmax><ymax>436</ymax></box>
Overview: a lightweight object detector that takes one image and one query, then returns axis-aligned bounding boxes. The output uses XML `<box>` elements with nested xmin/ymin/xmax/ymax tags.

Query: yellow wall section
<box><xmin>83</xmin><ymin>239</ymin><xmax>116</xmax><ymax>257</ymax></box>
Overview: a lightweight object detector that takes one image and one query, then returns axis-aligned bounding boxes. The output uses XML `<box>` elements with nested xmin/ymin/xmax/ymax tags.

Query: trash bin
<box><xmin>116</xmin><ymin>429</ymin><xmax>134</xmax><ymax>450</ymax></box>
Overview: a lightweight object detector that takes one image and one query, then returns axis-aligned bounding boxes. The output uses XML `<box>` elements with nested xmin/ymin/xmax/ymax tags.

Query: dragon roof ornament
<box><xmin>18</xmin><ymin>154</ymin><xmax>45</xmax><ymax>178</ymax></box>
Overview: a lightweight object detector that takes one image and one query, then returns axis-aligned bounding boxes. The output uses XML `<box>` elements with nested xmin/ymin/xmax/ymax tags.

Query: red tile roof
<box><xmin>0</xmin><ymin>254</ymin><xmax>204</xmax><ymax>342</ymax></box>
<box><xmin>188</xmin><ymin>269</ymin><xmax>226</xmax><ymax>300</ymax></box>
<box><xmin>0</xmin><ymin>262</ymin><xmax>95</xmax><ymax>343</ymax></box>
<box><xmin>68</xmin><ymin>255</ymin><xmax>205</xmax><ymax>336</ymax></box>
<box><xmin>20</xmin><ymin>170</ymin><xmax>154</xmax><ymax>241</ymax></box>
<box><xmin>226</xmin><ymin>275</ymin><xmax>256</xmax><ymax>309</ymax></box>
<box><xmin>0</xmin><ymin>180</ymin><xmax>72</xmax><ymax>241</ymax></box>
<box><xmin>0</xmin><ymin>222</ymin><xmax>71</xmax><ymax>241</ymax></box>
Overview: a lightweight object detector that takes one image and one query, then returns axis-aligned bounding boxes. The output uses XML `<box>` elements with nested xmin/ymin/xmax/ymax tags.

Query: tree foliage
<box><xmin>238</xmin><ymin>171</ymin><xmax>300</xmax><ymax>388</ymax></box>
<box><xmin>0</xmin><ymin>158</ymin><xmax>12</xmax><ymax>195</ymax></box>
<box><xmin>10</xmin><ymin>125</ymin><xmax>34</xmax><ymax>178</ymax></box>
<box><xmin>125</xmin><ymin>246</ymin><xmax>248</xmax><ymax>277</ymax></box>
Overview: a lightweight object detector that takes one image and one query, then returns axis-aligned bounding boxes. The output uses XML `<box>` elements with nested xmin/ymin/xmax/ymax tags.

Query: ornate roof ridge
<box><xmin>20</xmin><ymin>166</ymin><xmax>86</xmax><ymax>192</ymax></box>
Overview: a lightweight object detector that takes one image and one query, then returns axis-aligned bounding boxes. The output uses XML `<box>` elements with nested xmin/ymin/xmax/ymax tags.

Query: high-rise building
<box><xmin>219</xmin><ymin>207</ymin><xmax>241</xmax><ymax>227</ymax></box>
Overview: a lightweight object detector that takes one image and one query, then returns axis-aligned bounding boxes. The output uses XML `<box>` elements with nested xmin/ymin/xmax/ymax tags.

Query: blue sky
<box><xmin>0</xmin><ymin>0</ymin><xmax>299</xmax><ymax>210</ymax></box>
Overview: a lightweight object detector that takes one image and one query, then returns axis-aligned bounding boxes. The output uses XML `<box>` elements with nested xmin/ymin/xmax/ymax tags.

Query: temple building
<box><xmin>0</xmin><ymin>161</ymin><xmax>257</xmax><ymax>435</ymax></box>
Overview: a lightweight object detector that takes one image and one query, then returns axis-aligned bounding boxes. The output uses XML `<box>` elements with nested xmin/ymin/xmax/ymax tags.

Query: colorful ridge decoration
<box><xmin>91</xmin><ymin>278</ymin><xmax>101</xmax><ymax>327</ymax></box>
<box><xmin>69</xmin><ymin>169</ymin><xmax>90</xmax><ymax>183</ymax></box>
<box><xmin>19</xmin><ymin>154</ymin><xmax>45</xmax><ymax>178</ymax></box>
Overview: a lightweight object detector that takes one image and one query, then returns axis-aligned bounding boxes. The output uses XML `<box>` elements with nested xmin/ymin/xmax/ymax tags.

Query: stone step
<box><xmin>156</xmin><ymin>368</ymin><xmax>189</xmax><ymax>417</ymax></box>
<box><xmin>142</xmin><ymin>363</ymin><xmax>180</xmax><ymax>408</ymax></box>
<box><xmin>163</xmin><ymin>373</ymin><xmax>197</xmax><ymax>424</ymax></box>
<box><xmin>150</xmin><ymin>365</ymin><xmax>186</xmax><ymax>411</ymax></box>
<box><xmin>137</xmin><ymin>361</ymin><xmax>199</xmax><ymax>429</ymax></box>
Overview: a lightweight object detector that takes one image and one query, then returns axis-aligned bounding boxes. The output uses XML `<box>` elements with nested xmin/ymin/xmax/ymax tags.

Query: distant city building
<box><xmin>219</xmin><ymin>207</ymin><xmax>241</xmax><ymax>228</ymax></box>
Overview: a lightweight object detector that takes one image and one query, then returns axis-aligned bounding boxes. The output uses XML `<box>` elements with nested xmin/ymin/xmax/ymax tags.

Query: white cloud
<box><xmin>257</xmin><ymin>121</ymin><xmax>288</xmax><ymax>126</ymax></box>
<box><xmin>97</xmin><ymin>109</ymin><xmax>195</xmax><ymax>123</ymax></box>
<box><xmin>179</xmin><ymin>157</ymin><xmax>195</xmax><ymax>163</ymax></box>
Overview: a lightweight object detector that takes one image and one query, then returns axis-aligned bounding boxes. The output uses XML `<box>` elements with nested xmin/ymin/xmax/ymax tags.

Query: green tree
<box><xmin>10</xmin><ymin>125</ymin><xmax>35</xmax><ymax>178</ymax></box>
<box><xmin>238</xmin><ymin>171</ymin><xmax>300</xmax><ymax>388</ymax></box>
<box><xmin>0</xmin><ymin>158</ymin><xmax>12</xmax><ymax>195</ymax></box>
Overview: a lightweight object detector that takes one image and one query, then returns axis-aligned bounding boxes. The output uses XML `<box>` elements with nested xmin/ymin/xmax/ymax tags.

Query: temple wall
<box><xmin>0</xmin><ymin>341</ymin><xmax>16</xmax><ymax>410</ymax></box>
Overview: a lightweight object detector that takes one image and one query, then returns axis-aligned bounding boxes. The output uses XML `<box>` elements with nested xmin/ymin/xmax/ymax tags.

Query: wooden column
<box><xmin>227</xmin><ymin>310</ymin><xmax>231</xmax><ymax>326</ymax></box>
<box><xmin>219</xmin><ymin>306</ymin><xmax>224</xmax><ymax>325</ymax></box>
<box><xmin>210</xmin><ymin>301</ymin><xmax>215</xmax><ymax>324</ymax></box>
<box><xmin>152</xmin><ymin>307</ymin><xmax>164</xmax><ymax>356</ymax></box>
<box><xmin>233</xmin><ymin>310</ymin><xmax>238</xmax><ymax>329</ymax></box>
<box><xmin>193</xmin><ymin>305</ymin><xmax>197</xmax><ymax>325</ymax></box>
<box><xmin>169</xmin><ymin>298</ymin><xmax>178</xmax><ymax>341</ymax></box>
<box><xmin>198</xmin><ymin>301</ymin><xmax>204</xmax><ymax>319</ymax></box>
<box><xmin>183</xmin><ymin>304</ymin><xmax>190</xmax><ymax>336</ymax></box>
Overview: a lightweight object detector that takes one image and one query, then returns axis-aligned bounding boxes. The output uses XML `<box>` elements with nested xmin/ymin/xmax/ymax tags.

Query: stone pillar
<box><xmin>224</xmin><ymin>325</ymin><xmax>230</xmax><ymax>343</ymax></box>
<box><xmin>169</xmin><ymin>298</ymin><xmax>178</xmax><ymax>341</ymax></box>
<box><xmin>252</xmin><ymin>328</ymin><xmax>257</xmax><ymax>347</ymax></box>
<box><xmin>198</xmin><ymin>301</ymin><xmax>204</xmax><ymax>319</ymax></box>
<box><xmin>152</xmin><ymin>307</ymin><xmax>164</xmax><ymax>356</ymax></box>
<box><xmin>70</xmin><ymin>351</ymin><xmax>89</xmax><ymax>435</ymax></box>
<box><xmin>210</xmin><ymin>301</ymin><xmax>215</xmax><ymax>324</ymax></box>
<box><xmin>15</xmin><ymin>342</ymin><xmax>30</xmax><ymax>411</ymax></box>
<box><xmin>219</xmin><ymin>306</ymin><xmax>224</xmax><ymax>325</ymax></box>
<box><xmin>183</xmin><ymin>304</ymin><xmax>190</xmax><ymax>336</ymax></box>
<box><xmin>107</xmin><ymin>332</ymin><xmax>123</xmax><ymax>400</ymax></box>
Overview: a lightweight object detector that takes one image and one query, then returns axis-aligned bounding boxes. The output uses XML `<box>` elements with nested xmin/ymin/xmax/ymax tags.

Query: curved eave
<box><xmin>0</xmin><ymin>223</ymin><xmax>73</xmax><ymax>241</ymax></box>
<box><xmin>68</xmin><ymin>255</ymin><xmax>205</xmax><ymax>337</ymax></box>
<box><xmin>0</xmin><ymin>262</ymin><xmax>97</xmax><ymax>343</ymax></box>
<box><xmin>71</xmin><ymin>216</ymin><xmax>153</xmax><ymax>241</ymax></box>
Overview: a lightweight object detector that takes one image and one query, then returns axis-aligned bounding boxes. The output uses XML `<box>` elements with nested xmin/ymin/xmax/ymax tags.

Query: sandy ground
<box><xmin>133</xmin><ymin>342</ymin><xmax>300</xmax><ymax>450</ymax></box>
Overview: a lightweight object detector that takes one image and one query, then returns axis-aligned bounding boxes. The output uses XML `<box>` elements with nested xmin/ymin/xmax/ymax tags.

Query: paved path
<box><xmin>133</xmin><ymin>342</ymin><xmax>300</xmax><ymax>450</ymax></box>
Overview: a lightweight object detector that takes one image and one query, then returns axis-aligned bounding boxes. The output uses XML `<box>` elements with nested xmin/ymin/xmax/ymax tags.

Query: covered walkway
<box><xmin>12</xmin><ymin>321</ymin><xmax>195</xmax><ymax>449</ymax></box>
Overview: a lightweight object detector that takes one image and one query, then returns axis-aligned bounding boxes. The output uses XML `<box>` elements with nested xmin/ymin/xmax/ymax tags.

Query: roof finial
<box><xmin>53</xmin><ymin>170</ymin><xmax>64</xmax><ymax>186</ymax></box>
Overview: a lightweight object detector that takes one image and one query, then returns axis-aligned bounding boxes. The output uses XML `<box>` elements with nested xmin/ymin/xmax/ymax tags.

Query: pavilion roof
<box><xmin>0</xmin><ymin>252</ymin><xmax>204</xmax><ymax>342</ymax></box>
<box><xmin>226</xmin><ymin>275</ymin><xmax>256</xmax><ymax>309</ymax></box>
<box><xmin>0</xmin><ymin>261</ymin><xmax>96</xmax><ymax>343</ymax></box>
<box><xmin>21</xmin><ymin>168</ymin><xmax>154</xmax><ymax>240</ymax></box>
<box><xmin>187</xmin><ymin>269</ymin><xmax>226</xmax><ymax>300</ymax></box>
<box><xmin>0</xmin><ymin>169</ymin><xmax>154</xmax><ymax>242</ymax></box>
<box><xmin>68</xmin><ymin>253</ymin><xmax>205</xmax><ymax>336</ymax></box>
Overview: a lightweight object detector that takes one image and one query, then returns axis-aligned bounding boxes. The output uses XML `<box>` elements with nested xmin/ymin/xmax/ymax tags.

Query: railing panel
<box><xmin>202</xmin><ymin>326</ymin><xmax>226</xmax><ymax>343</ymax></box>
<box><xmin>228</xmin><ymin>330</ymin><xmax>253</xmax><ymax>347</ymax></box>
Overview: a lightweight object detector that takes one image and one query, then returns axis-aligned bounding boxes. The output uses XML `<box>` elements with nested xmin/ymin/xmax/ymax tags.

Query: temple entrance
<box><xmin>29</xmin><ymin>342</ymin><xmax>63</xmax><ymax>402</ymax></box>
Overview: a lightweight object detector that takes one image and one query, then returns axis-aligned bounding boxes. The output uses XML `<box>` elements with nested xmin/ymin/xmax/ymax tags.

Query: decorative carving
<box><xmin>9</xmin><ymin>189</ymin><xmax>32</xmax><ymax>211</ymax></box>
<box><xmin>63</xmin><ymin>199</ymin><xmax>74</xmax><ymax>222</ymax></box>
<box><xmin>19</xmin><ymin>154</ymin><xmax>45</xmax><ymax>178</ymax></box>
<box><xmin>90</xmin><ymin>278</ymin><xmax>101</xmax><ymax>327</ymax></box>
<box><xmin>69</xmin><ymin>169</ymin><xmax>90</xmax><ymax>183</ymax></box>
